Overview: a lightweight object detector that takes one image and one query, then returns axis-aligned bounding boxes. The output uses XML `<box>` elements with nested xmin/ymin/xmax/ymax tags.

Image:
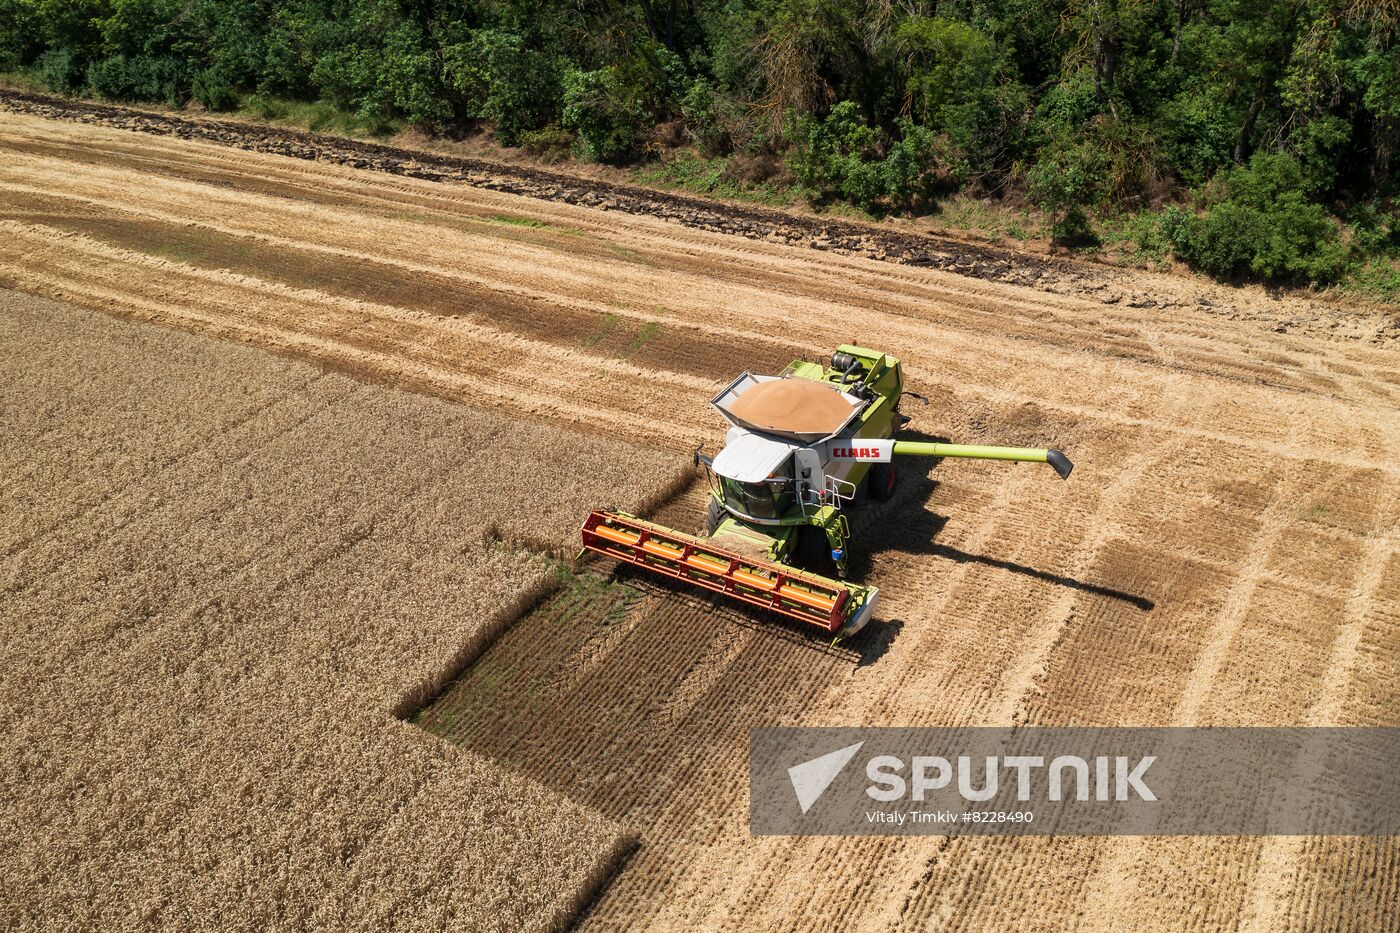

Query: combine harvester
<box><xmin>581</xmin><ymin>346</ymin><xmax>1072</xmax><ymax>640</ymax></box>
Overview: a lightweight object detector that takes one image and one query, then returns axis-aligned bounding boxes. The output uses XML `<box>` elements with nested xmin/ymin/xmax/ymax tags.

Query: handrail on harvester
<box><xmin>579</xmin><ymin>509</ymin><xmax>873</xmax><ymax>633</ymax></box>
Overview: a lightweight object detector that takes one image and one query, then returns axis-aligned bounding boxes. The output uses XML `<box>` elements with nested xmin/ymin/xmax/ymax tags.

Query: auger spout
<box><xmin>891</xmin><ymin>441</ymin><xmax>1074</xmax><ymax>480</ymax></box>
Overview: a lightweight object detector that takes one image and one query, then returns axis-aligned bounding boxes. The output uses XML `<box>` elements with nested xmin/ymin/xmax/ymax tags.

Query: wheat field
<box><xmin>2</xmin><ymin>104</ymin><xmax>1398</xmax><ymax>930</ymax></box>
<box><xmin>0</xmin><ymin>289</ymin><xmax>684</xmax><ymax>931</ymax></box>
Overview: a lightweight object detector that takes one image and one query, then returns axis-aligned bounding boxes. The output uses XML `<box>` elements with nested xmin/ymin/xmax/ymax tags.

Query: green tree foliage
<box><xmin>893</xmin><ymin>16</ymin><xmax>1027</xmax><ymax>182</ymax></box>
<box><xmin>0</xmin><ymin>0</ymin><xmax>37</xmax><ymax>69</ymax></box>
<box><xmin>443</xmin><ymin>30</ymin><xmax>561</xmax><ymax>145</ymax></box>
<box><xmin>789</xmin><ymin>102</ymin><xmax>938</xmax><ymax>211</ymax></box>
<box><xmin>1170</xmin><ymin>152</ymin><xmax>1350</xmax><ymax>282</ymax></box>
<box><xmin>560</xmin><ymin>41</ymin><xmax>684</xmax><ymax>161</ymax></box>
<box><xmin>87</xmin><ymin>55</ymin><xmax>184</xmax><ymax>104</ymax></box>
<box><xmin>1027</xmin><ymin>132</ymin><xmax>1106</xmax><ymax>243</ymax></box>
<box><xmin>562</xmin><ymin>66</ymin><xmax>649</xmax><ymax>162</ymax></box>
<box><xmin>680</xmin><ymin>77</ymin><xmax>728</xmax><ymax>154</ymax></box>
<box><xmin>1</xmin><ymin>0</ymin><xmax>1397</xmax><ymax>285</ymax></box>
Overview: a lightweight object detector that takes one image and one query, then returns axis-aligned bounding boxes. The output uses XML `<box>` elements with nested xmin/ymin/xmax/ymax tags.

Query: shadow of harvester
<box><xmin>845</xmin><ymin>432</ymin><xmax>1154</xmax><ymax>613</ymax></box>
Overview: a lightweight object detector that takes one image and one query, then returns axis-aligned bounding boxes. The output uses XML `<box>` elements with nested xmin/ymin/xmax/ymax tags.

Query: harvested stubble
<box><xmin>0</xmin><ymin>290</ymin><xmax>683</xmax><ymax>931</ymax></box>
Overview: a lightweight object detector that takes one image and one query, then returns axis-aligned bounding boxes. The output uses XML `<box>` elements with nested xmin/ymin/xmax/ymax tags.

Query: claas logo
<box><xmin>829</xmin><ymin>440</ymin><xmax>893</xmax><ymax>462</ymax></box>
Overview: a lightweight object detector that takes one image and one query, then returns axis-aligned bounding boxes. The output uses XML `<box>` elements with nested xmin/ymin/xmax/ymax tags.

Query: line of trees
<box><xmin>2</xmin><ymin>0</ymin><xmax>1398</xmax><ymax>285</ymax></box>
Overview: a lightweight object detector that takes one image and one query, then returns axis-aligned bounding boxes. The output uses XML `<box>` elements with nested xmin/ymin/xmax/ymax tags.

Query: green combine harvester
<box><xmin>581</xmin><ymin>346</ymin><xmax>1072</xmax><ymax>638</ymax></box>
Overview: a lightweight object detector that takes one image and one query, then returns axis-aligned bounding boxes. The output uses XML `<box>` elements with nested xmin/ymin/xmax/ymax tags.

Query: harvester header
<box><xmin>581</xmin><ymin>346</ymin><xmax>1073</xmax><ymax>639</ymax></box>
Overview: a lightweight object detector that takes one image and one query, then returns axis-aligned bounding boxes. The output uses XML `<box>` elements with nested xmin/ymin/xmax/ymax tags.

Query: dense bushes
<box><xmin>86</xmin><ymin>55</ymin><xmax>188</xmax><ymax>106</ymax></box>
<box><xmin>1165</xmin><ymin>154</ymin><xmax>1350</xmax><ymax>283</ymax></box>
<box><xmin>561</xmin><ymin>68</ymin><xmax>649</xmax><ymax>162</ymax></box>
<box><xmin>1</xmin><ymin>0</ymin><xmax>1396</xmax><ymax>287</ymax></box>
<box><xmin>788</xmin><ymin>103</ymin><xmax>939</xmax><ymax>211</ymax></box>
<box><xmin>1026</xmin><ymin>135</ymin><xmax>1106</xmax><ymax>244</ymax></box>
<box><xmin>444</xmin><ymin>31</ymin><xmax>559</xmax><ymax>145</ymax></box>
<box><xmin>35</xmin><ymin>49</ymin><xmax>83</xmax><ymax>94</ymax></box>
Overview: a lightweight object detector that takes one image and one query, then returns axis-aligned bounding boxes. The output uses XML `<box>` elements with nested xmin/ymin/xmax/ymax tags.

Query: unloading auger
<box><xmin>580</xmin><ymin>346</ymin><xmax>1072</xmax><ymax>639</ymax></box>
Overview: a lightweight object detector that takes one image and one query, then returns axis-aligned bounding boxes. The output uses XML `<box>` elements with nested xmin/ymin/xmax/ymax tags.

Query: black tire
<box><xmin>704</xmin><ymin>496</ymin><xmax>725</xmax><ymax>535</ymax></box>
<box><xmin>869</xmin><ymin>461</ymin><xmax>896</xmax><ymax>502</ymax></box>
<box><xmin>794</xmin><ymin>525</ymin><xmax>833</xmax><ymax>573</ymax></box>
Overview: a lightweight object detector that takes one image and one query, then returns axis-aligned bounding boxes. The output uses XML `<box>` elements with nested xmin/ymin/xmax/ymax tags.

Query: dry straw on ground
<box><xmin>0</xmin><ymin>290</ymin><xmax>680</xmax><ymax>931</ymax></box>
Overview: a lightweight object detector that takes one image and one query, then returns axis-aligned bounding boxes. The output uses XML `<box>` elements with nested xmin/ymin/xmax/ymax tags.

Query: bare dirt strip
<box><xmin>1</xmin><ymin>107</ymin><xmax>1398</xmax><ymax>930</ymax></box>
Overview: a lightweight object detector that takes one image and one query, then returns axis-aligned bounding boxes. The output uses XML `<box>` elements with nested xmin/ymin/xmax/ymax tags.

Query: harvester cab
<box><xmin>581</xmin><ymin>346</ymin><xmax>1072</xmax><ymax>640</ymax></box>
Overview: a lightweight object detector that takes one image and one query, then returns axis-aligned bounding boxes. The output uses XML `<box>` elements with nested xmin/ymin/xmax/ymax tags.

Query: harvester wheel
<box><xmin>795</xmin><ymin>526</ymin><xmax>835</xmax><ymax>574</ymax></box>
<box><xmin>869</xmin><ymin>462</ymin><xmax>896</xmax><ymax>502</ymax></box>
<box><xmin>704</xmin><ymin>496</ymin><xmax>725</xmax><ymax>535</ymax></box>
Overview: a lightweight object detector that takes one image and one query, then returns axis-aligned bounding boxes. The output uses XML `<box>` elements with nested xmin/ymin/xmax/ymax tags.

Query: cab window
<box><xmin>720</xmin><ymin>462</ymin><xmax>794</xmax><ymax>519</ymax></box>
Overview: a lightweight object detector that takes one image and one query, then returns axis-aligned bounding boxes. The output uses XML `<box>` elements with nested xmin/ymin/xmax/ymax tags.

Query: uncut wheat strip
<box><xmin>5</xmin><ymin>537</ymin><xmax>596</xmax><ymax>924</ymax></box>
<box><xmin>2</xmin><ymin>298</ymin><xmax>638</xmax><ymax>930</ymax></box>
<box><xmin>15</xmin><ymin>291</ymin><xmax>672</xmax><ymax>697</ymax></box>
<box><xmin>0</xmin><ymin>369</ymin><xmax>344</xmax><ymax>572</ymax></box>
<box><xmin>0</xmin><ymin>579</ymin><xmax>421</xmax><ymax>914</ymax></box>
<box><xmin>309</xmin><ymin>742</ymin><xmax>631</xmax><ymax>933</ymax></box>
<box><xmin>7</xmin><ymin>712</ymin><xmax>616</xmax><ymax>931</ymax></box>
<box><xmin>0</xmin><ymin>372</ymin><xmax>358</xmax><ymax>619</ymax></box>
<box><xmin>2</xmin><ymin>305</ymin><xmax>548</xmax><ymax>717</ymax></box>
<box><xmin>0</xmin><ymin>365</ymin><xmax>319</xmax><ymax>511</ymax></box>
<box><xmin>0</xmin><ymin>294</ymin><xmax>335</xmax><ymax>544</ymax></box>
<box><xmin>163</xmin><ymin>565</ymin><xmax>624</xmax><ymax>924</ymax></box>
<box><xmin>2</xmin><ymin>351</ymin><xmax>675</xmax><ymax>744</ymax></box>
<box><xmin>0</xmin><ymin>406</ymin><xmax>424</xmax><ymax>819</ymax></box>
<box><xmin>0</xmin><ymin>268</ymin><xmax>701</xmax><ymax>457</ymax></box>
<box><xmin>102</xmin><ymin>411</ymin><xmax>666</xmax><ymax>728</ymax></box>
